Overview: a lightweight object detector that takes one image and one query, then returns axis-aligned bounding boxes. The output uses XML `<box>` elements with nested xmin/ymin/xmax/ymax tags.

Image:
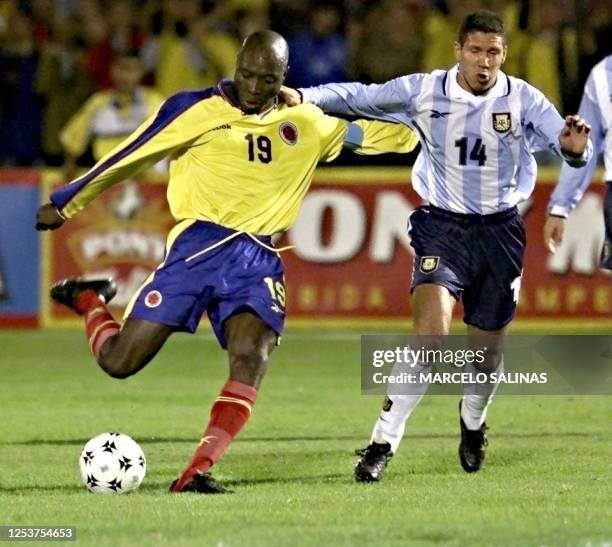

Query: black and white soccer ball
<box><xmin>79</xmin><ymin>432</ymin><xmax>146</xmax><ymax>494</ymax></box>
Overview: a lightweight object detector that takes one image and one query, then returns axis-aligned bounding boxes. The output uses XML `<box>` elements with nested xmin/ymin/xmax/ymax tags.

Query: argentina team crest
<box><xmin>492</xmin><ymin>112</ymin><xmax>511</xmax><ymax>133</ymax></box>
<box><xmin>420</xmin><ymin>256</ymin><xmax>440</xmax><ymax>274</ymax></box>
<box><xmin>279</xmin><ymin>122</ymin><xmax>298</xmax><ymax>145</ymax></box>
<box><xmin>382</xmin><ymin>396</ymin><xmax>394</xmax><ymax>412</ymax></box>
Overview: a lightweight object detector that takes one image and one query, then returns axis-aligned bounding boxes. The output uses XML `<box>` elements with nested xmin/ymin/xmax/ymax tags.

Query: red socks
<box><xmin>75</xmin><ymin>290</ymin><xmax>120</xmax><ymax>361</ymax></box>
<box><xmin>172</xmin><ymin>380</ymin><xmax>258</xmax><ymax>491</ymax></box>
<box><xmin>75</xmin><ymin>292</ymin><xmax>259</xmax><ymax>490</ymax></box>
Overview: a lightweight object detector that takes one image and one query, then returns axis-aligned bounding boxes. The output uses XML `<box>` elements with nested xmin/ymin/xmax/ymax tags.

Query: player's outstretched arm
<box><xmin>315</xmin><ymin>114</ymin><xmax>418</xmax><ymax>163</ymax></box>
<box><xmin>283</xmin><ymin>76</ymin><xmax>422</xmax><ymax>123</ymax></box>
<box><xmin>46</xmin><ymin>91</ymin><xmax>212</xmax><ymax>221</ymax></box>
<box><xmin>35</xmin><ymin>203</ymin><xmax>66</xmax><ymax>231</ymax></box>
<box><xmin>346</xmin><ymin>120</ymin><xmax>419</xmax><ymax>155</ymax></box>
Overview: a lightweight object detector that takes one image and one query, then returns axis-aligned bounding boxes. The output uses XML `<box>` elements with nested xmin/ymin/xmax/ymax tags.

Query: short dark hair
<box><xmin>457</xmin><ymin>11</ymin><xmax>505</xmax><ymax>45</ymax></box>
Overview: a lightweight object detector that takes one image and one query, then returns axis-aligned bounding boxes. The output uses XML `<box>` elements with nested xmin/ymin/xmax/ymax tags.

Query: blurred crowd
<box><xmin>0</xmin><ymin>0</ymin><xmax>610</xmax><ymax>168</ymax></box>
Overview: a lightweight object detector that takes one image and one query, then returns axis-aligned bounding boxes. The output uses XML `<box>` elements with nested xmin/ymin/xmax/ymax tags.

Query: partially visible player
<box><xmin>61</xmin><ymin>50</ymin><xmax>165</xmax><ymax>178</ymax></box>
<box><xmin>281</xmin><ymin>11</ymin><xmax>592</xmax><ymax>481</ymax></box>
<box><xmin>35</xmin><ymin>31</ymin><xmax>418</xmax><ymax>493</ymax></box>
<box><xmin>545</xmin><ymin>55</ymin><xmax>612</xmax><ymax>270</ymax></box>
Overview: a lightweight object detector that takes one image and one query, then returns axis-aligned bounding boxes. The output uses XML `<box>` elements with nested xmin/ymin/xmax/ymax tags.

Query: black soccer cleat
<box><xmin>354</xmin><ymin>441</ymin><xmax>393</xmax><ymax>482</ymax></box>
<box><xmin>170</xmin><ymin>472</ymin><xmax>230</xmax><ymax>494</ymax></box>
<box><xmin>458</xmin><ymin>401</ymin><xmax>488</xmax><ymax>473</ymax></box>
<box><xmin>50</xmin><ymin>278</ymin><xmax>117</xmax><ymax>314</ymax></box>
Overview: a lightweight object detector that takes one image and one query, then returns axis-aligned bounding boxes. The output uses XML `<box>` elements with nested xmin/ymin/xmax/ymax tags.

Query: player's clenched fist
<box><xmin>559</xmin><ymin>115</ymin><xmax>591</xmax><ymax>157</ymax></box>
<box><xmin>35</xmin><ymin>203</ymin><xmax>65</xmax><ymax>231</ymax></box>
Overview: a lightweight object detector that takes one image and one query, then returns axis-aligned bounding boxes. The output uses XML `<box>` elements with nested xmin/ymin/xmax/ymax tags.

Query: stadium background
<box><xmin>0</xmin><ymin>0</ymin><xmax>610</xmax><ymax>330</ymax></box>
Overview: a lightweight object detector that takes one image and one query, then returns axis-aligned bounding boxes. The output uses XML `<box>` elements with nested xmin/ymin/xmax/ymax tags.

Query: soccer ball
<box><xmin>79</xmin><ymin>432</ymin><xmax>146</xmax><ymax>494</ymax></box>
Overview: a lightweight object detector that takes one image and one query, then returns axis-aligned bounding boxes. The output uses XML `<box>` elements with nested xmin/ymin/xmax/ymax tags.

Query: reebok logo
<box><xmin>211</xmin><ymin>124</ymin><xmax>232</xmax><ymax>131</ymax></box>
<box><xmin>270</xmin><ymin>303</ymin><xmax>284</xmax><ymax>315</ymax></box>
<box><xmin>430</xmin><ymin>110</ymin><xmax>450</xmax><ymax>118</ymax></box>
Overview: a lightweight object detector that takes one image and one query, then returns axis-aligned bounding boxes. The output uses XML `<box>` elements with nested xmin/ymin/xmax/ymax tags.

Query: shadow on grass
<box><xmin>138</xmin><ymin>473</ymin><xmax>350</xmax><ymax>492</ymax></box>
<box><xmin>223</xmin><ymin>473</ymin><xmax>348</xmax><ymax>488</ymax></box>
<box><xmin>0</xmin><ymin>435</ymin><xmax>361</xmax><ymax>446</ymax></box>
<box><xmin>0</xmin><ymin>484</ymin><xmax>84</xmax><ymax>494</ymax></box>
<box><xmin>0</xmin><ymin>431</ymin><xmax>599</xmax><ymax>447</ymax></box>
<box><xmin>1</xmin><ymin>474</ymin><xmax>350</xmax><ymax>495</ymax></box>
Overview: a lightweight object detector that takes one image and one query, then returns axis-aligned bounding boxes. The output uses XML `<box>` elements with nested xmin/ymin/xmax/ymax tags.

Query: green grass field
<box><xmin>1</xmin><ymin>329</ymin><xmax>611</xmax><ymax>546</ymax></box>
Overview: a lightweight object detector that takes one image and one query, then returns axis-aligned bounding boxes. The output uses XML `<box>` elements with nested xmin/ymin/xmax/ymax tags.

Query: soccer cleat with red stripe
<box><xmin>50</xmin><ymin>278</ymin><xmax>117</xmax><ymax>314</ymax></box>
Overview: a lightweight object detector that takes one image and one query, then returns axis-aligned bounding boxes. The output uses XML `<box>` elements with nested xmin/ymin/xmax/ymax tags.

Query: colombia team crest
<box><xmin>492</xmin><ymin>112</ymin><xmax>511</xmax><ymax>132</ymax></box>
<box><xmin>279</xmin><ymin>122</ymin><xmax>298</xmax><ymax>145</ymax></box>
<box><xmin>144</xmin><ymin>290</ymin><xmax>163</xmax><ymax>308</ymax></box>
<box><xmin>420</xmin><ymin>256</ymin><xmax>440</xmax><ymax>274</ymax></box>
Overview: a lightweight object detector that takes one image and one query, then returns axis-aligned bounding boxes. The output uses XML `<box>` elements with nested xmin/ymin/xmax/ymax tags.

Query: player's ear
<box><xmin>501</xmin><ymin>44</ymin><xmax>508</xmax><ymax>64</ymax></box>
<box><xmin>453</xmin><ymin>41</ymin><xmax>462</xmax><ymax>62</ymax></box>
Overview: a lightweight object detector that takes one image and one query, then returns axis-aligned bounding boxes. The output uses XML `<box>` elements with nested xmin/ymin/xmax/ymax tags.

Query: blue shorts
<box><xmin>408</xmin><ymin>205</ymin><xmax>526</xmax><ymax>331</ymax></box>
<box><xmin>125</xmin><ymin>220</ymin><xmax>285</xmax><ymax>348</ymax></box>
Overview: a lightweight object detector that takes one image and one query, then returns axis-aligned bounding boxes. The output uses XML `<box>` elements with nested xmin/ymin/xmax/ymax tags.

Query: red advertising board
<box><xmin>41</xmin><ymin>168</ymin><xmax>611</xmax><ymax>329</ymax></box>
<box><xmin>41</xmin><ymin>175</ymin><xmax>176</xmax><ymax>326</ymax></box>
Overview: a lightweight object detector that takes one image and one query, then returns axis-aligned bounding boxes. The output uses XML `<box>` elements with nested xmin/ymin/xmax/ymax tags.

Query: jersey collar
<box><xmin>446</xmin><ymin>65</ymin><xmax>510</xmax><ymax>101</ymax></box>
<box><xmin>217</xmin><ymin>79</ymin><xmax>279</xmax><ymax>118</ymax></box>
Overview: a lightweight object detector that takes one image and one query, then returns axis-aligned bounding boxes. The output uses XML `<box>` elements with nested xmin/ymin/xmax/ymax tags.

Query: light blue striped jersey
<box><xmin>302</xmin><ymin>65</ymin><xmax>591</xmax><ymax>214</ymax></box>
<box><xmin>549</xmin><ymin>55</ymin><xmax>612</xmax><ymax>217</ymax></box>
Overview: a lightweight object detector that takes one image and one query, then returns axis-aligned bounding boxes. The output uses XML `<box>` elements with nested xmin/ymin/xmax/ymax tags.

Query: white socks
<box><xmin>370</xmin><ymin>359</ymin><xmax>431</xmax><ymax>453</ymax></box>
<box><xmin>460</xmin><ymin>356</ymin><xmax>504</xmax><ymax>430</ymax></box>
<box><xmin>369</xmin><ymin>354</ymin><xmax>505</xmax><ymax>450</ymax></box>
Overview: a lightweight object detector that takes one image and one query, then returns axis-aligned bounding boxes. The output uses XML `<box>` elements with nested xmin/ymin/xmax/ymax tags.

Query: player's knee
<box><xmin>107</xmin><ymin>367</ymin><xmax>133</xmax><ymax>380</ymax></box>
<box><xmin>229</xmin><ymin>331</ymin><xmax>275</xmax><ymax>380</ymax></box>
<box><xmin>230</xmin><ymin>337</ymin><xmax>269</xmax><ymax>368</ymax></box>
<box><xmin>414</xmin><ymin>334</ymin><xmax>445</xmax><ymax>356</ymax></box>
<box><xmin>414</xmin><ymin>317</ymin><xmax>452</xmax><ymax>338</ymax></box>
<box><xmin>99</xmin><ymin>361</ymin><xmax>133</xmax><ymax>379</ymax></box>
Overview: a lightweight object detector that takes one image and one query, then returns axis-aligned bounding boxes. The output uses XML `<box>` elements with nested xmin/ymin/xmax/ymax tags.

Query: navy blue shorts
<box><xmin>408</xmin><ymin>205</ymin><xmax>526</xmax><ymax>331</ymax></box>
<box><xmin>124</xmin><ymin>220</ymin><xmax>286</xmax><ymax>348</ymax></box>
<box><xmin>601</xmin><ymin>181</ymin><xmax>612</xmax><ymax>270</ymax></box>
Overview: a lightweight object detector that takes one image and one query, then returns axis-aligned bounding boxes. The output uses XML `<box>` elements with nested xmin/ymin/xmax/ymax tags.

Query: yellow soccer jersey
<box><xmin>60</xmin><ymin>87</ymin><xmax>165</xmax><ymax>161</ymax></box>
<box><xmin>51</xmin><ymin>80</ymin><xmax>418</xmax><ymax>235</ymax></box>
